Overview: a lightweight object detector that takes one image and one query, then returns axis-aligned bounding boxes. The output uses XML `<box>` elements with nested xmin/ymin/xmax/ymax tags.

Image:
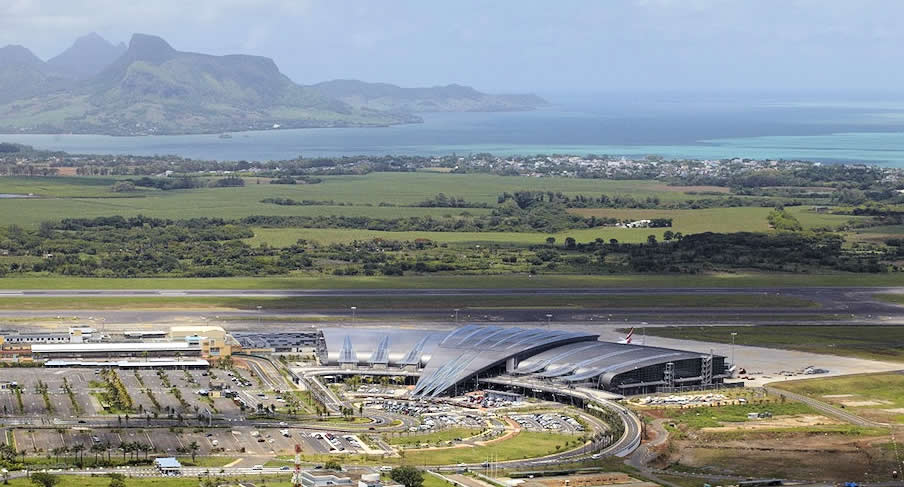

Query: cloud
<box><xmin>1</xmin><ymin>1</ymin><xmax>902</xmax><ymax>91</ymax></box>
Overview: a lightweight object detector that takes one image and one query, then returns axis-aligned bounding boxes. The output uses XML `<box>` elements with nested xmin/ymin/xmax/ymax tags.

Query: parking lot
<box><xmin>509</xmin><ymin>413</ymin><xmax>584</xmax><ymax>433</ymax></box>
<box><xmin>0</xmin><ymin>367</ymin><xmax>277</xmax><ymax>420</ymax></box>
<box><xmin>12</xmin><ymin>425</ymin><xmax>373</xmax><ymax>457</ymax></box>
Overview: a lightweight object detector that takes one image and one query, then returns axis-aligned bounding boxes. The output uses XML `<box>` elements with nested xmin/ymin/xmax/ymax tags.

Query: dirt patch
<box><xmin>700</xmin><ymin>414</ymin><xmax>840</xmax><ymax>433</ymax></box>
<box><xmin>839</xmin><ymin>399</ymin><xmax>891</xmax><ymax>407</ymax></box>
<box><xmin>663</xmin><ymin>434</ymin><xmax>897</xmax><ymax>482</ymax></box>
<box><xmin>882</xmin><ymin>408</ymin><xmax>904</xmax><ymax>414</ymax></box>
<box><xmin>823</xmin><ymin>394</ymin><xmax>855</xmax><ymax>398</ymax></box>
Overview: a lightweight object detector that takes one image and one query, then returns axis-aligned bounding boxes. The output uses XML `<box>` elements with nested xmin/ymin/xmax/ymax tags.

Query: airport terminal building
<box><xmin>317</xmin><ymin>325</ymin><xmax>730</xmax><ymax>396</ymax></box>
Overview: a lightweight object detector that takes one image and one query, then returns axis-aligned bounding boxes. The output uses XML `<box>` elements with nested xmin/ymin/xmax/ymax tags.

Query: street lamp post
<box><xmin>730</xmin><ymin>332</ymin><xmax>738</xmax><ymax>366</ymax></box>
<box><xmin>256</xmin><ymin>305</ymin><xmax>262</xmax><ymax>327</ymax></box>
<box><xmin>545</xmin><ymin>313</ymin><xmax>552</xmax><ymax>328</ymax></box>
<box><xmin>351</xmin><ymin>306</ymin><xmax>357</xmax><ymax>323</ymax></box>
<box><xmin>453</xmin><ymin>308</ymin><xmax>459</xmax><ymax>323</ymax></box>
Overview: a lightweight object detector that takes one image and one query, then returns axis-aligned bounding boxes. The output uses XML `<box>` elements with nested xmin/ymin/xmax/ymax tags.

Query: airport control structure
<box><xmin>318</xmin><ymin>325</ymin><xmax>731</xmax><ymax>397</ymax></box>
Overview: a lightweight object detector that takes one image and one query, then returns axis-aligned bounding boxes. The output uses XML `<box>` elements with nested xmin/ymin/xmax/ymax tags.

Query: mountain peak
<box><xmin>47</xmin><ymin>32</ymin><xmax>127</xmax><ymax>79</ymax></box>
<box><xmin>127</xmin><ymin>33</ymin><xmax>177</xmax><ymax>63</ymax></box>
<box><xmin>0</xmin><ymin>44</ymin><xmax>44</xmax><ymax>66</ymax></box>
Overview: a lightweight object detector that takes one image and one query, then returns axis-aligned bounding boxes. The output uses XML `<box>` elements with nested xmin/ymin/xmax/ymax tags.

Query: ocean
<box><xmin>5</xmin><ymin>93</ymin><xmax>904</xmax><ymax>165</ymax></box>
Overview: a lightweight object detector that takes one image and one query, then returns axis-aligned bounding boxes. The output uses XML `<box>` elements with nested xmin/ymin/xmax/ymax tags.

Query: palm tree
<box><xmin>71</xmin><ymin>444</ymin><xmax>84</xmax><ymax>466</ymax></box>
<box><xmin>188</xmin><ymin>441</ymin><xmax>200</xmax><ymax>462</ymax></box>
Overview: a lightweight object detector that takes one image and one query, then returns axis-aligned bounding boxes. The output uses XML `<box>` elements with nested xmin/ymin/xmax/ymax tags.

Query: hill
<box><xmin>0</xmin><ymin>34</ymin><xmax>419</xmax><ymax>136</ymax></box>
<box><xmin>0</xmin><ymin>45</ymin><xmax>69</xmax><ymax>104</ymax></box>
<box><xmin>309</xmin><ymin>79</ymin><xmax>547</xmax><ymax>112</ymax></box>
<box><xmin>46</xmin><ymin>32</ymin><xmax>127</xmax><ymax>80</ymax></box>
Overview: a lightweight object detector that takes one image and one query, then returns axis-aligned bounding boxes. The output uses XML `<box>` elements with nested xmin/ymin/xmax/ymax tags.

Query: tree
<box><xmin>323</xmin><ymin>459</ymin><xmax>342</xmax><ymax>471</ymax></box>
<box><xmin>30</xmin><ymin>473</ymin><xmax>60</xmax><ymax>487</ymax></box>
<box><xmin>564</xmin><ymin>236</ymin><xmax>576</xmax><ymax>249</ymax></box>
<box><xmin>111</xmin><ymin>181</ymin><xmax>137</xmax><ymax>193</ymax></box>
<box><xmin>189</xmin><ymin>441</ymin><xmax>200</xmax><ymax>462</ymax></box>
<box><xmin>545</xmin><ymin>237</ymin><xmax>556</xmax><ymax>246</ymax></box>
<box><xmin>108</xmin><ymin>474</ymin><xmax>126</xmax><ymax>487</ymax></box>
<box><xmin>390</xmin><ymin>466</ymin><xmax>424</xmax><ymax>487</ymax></box>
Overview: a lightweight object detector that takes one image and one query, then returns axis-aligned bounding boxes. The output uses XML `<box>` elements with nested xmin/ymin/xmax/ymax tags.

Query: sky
<box><xmin>1</xmin><ymin>0</ymin><xmax>903</xmax><ymax>94</ymax></box>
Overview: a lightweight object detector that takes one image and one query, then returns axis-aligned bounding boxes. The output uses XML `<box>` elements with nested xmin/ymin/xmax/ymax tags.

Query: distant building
<box><xmin>154</xmin><ymin>457</ymin><xmax>181</xmax><ymax>474</ymax></box>
<box><xmin>358</xmin><ymin>473</ymin><xmax>403</xmax><ymax>487</ymax></box>
<box><xmin>169</xmin><ymin>325</ymin><xmax>233</xmax><ymax>358</ymax></box>
<box><xmin>300</xmin><ymin>471</ymin><xmax>353</xmax><ymax>487</ymax></box>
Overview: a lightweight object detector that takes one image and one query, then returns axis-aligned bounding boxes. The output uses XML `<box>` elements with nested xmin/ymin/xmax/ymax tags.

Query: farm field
<box><xmin>772</xmin><ymin>372</ymin><xmax>904</xmax><ymax>424</ymax></box>
<box><xmin>0</xmin><ymin>293</ymin><xmax>816</xmax><ymax>310</ymax></box>
<box><xmin>634</xmin><ymin>325</ymin><xmax>904</xmax><ymax>362</ymax></box>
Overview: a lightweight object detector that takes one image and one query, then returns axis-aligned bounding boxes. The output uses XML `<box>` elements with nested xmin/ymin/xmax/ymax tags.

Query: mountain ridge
<box><xmin>0</xmin><ymin>33</ymin><xmax>545</xmax><ymax>136</ymax></box>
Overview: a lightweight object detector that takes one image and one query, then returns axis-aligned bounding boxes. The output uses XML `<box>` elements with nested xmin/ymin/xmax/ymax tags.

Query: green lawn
<box><xmin>773</xmin><ymin>373</ymin><xmax>904</xmax><ymax>424</ymax></box>
<box><xmin>402</xmin><ymin>431</ymin><xmax>575</xmax><ymax>465</ymax></box>
<box><xmin>634</xmin><ymin>325</ymin><xmax>904</xmax><ymax>362</ymax></box>
<box><xmin>0</xmin><ymin>293</ymin><xmax>816</xmax><ymax>310</ymax></box>
<box><xmin>388</xmin><ymin>428</ymin><xmax>483</xmax><ymax>446</ymax></box>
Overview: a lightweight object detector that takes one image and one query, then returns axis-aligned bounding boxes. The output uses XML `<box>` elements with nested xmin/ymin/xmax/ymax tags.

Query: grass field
<box><xmin>773</xmin><ymin>373</ymin><xmax>904</xmax><ymax>424</ymax></box>
<box><xmin>402</xmin><ymin>431</ymin><xmax>575</xmax><ymax>465</ymax></box>
<box><xmin>0</xmin><ymin>293</ymin><xmax>816</xmax><ymax>310</ymax></box>
<box><xmin>246</xmin><ymin>206</ymin><xmax>768</xmax><ymax>246</ymax></box>
<box><xmin>388</xmin><ymin>427</ymin><xmax>483</xmax><ymax>446</ymax></box>
<box><xmin>569</xmin><ymin>206</ymin><xmax>773</xmax><ymax>234</ymax></box>
<box><xmin>634</xmin><ymin>325</ymin><xmax>904</xmax><ymax>362</ymax></box>
<box><xmin>0</xmin><ymin>173</ymin><xmax>742</xmax><ymax>227</ymax></box>
<box><xmin>4</xmin><ymin>476</ymin><xmax>294</xmax><ymax>487</ymax></box>
<box><xmin>0</xmin><ymin>272</ymin><xmax>901</xmax><ymax>290</ymax></box>
<box><xmin>786</xmin><ymin>206</ymin><xmax>869</xmax><ymax>230</ymax></box>
<box><xmin>662</xmin><ymin>401</ymin><xmax>815</xmax><ymax>429</ymax></box>
<box><xmin>872</xmin><ymin>293</ymin><xmax>904</xmax><ymax>305</ymax></box>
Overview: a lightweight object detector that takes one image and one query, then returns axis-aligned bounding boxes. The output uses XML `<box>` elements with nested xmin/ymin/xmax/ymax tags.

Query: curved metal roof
<box><xmin>319</xmin><ymin>325</ymin><xmax>719</xmax><ymax>396</ymax></box>
<box><xmin>321</xmin><ymin>328</ymin><xmax>444</xmax><ymax>367</ymax></box>
<box><xmin>411</xmin><ymin>325</ymin><xmax>598</xmax><ymax>397</ymax></box>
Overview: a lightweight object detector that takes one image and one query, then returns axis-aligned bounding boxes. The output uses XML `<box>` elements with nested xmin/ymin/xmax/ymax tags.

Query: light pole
<box><xmin>351</xmin><ymin>306</ymin><xmax>357</xmax><ymax>323</ymax></box>
<box><xmin>453</xmin><ymin>308</ymin><xmax>459</xmax><ymax>323</ymax></box>
<box><xmin>256</xmin><ymin>306</ymin><xmax>262</xmax><ymax>327</ymax></box>
<box><xmin>730</xmin><ymin>332</ymin><xmax>738</xmax><ymax>366</ymax></box>
<box><xmin>545</xmin><ymin>313</ymin><xmax>552</xmax><ymax>328</ymax></box>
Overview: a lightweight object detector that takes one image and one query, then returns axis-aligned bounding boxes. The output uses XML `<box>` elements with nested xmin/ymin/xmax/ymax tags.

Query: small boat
<box><xmin>218</xmin><ymin>133</ymin><xmax>233</xmax><ymax>139</ymax></box>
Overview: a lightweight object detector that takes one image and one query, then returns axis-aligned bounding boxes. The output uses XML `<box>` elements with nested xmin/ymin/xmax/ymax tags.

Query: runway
<box><xmin>0</xmin><ymin>286</ymin><xmax>901</xmax><ymax>326</ymax></box>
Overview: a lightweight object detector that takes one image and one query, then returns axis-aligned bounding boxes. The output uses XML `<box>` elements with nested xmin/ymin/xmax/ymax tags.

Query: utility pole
<box><xmin>351</xmin><ymin>306</ymin><xmax>357</xmax><ymax>323</ymax></box>
<box><xmin>453</xmin><ymin>308</ymin><xmax>459</xmax><ymax>323</ymax></box>
<box><xmin>545</xmin><ymin>313</ymin><xmax>552</xmax><ymax>329</ymax></box>
<box><xmin>256</xmin><ymin>305</ymin><xmax>262</xmax><ymax>327</ymax></box>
